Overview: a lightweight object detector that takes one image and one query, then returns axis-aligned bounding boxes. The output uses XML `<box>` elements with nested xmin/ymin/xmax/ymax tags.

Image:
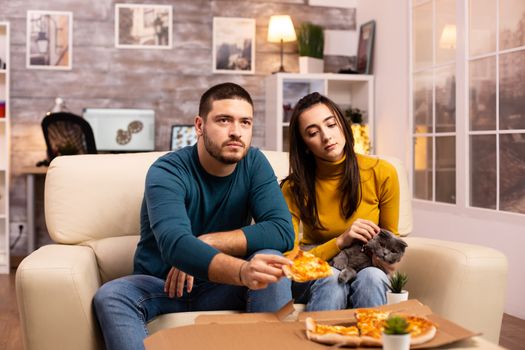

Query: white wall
<box><xmin>357</xmin><ymin>0</ymin><xmax>410</xmax><ymax>164</ymax></box>
<box><xmin>358</xmin><ymin>0</ymin><xmax>525</xmax><ymax>319</ymax></box>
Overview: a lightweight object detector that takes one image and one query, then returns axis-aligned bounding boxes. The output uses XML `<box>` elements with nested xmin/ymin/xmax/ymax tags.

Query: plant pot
<box><xmin>382</xmin><ymin>333</ymin><xmax>411</xmax><ymax>350</ymax></box>
<box><xmin>386</xmin><ymin>290</ymin><xmax>409</xmax><ymax>305</ymax></box>
<box><xmin>299</xmin><ymin>56</ymin><xmax>324</xmax><ymax>74</ymax></box>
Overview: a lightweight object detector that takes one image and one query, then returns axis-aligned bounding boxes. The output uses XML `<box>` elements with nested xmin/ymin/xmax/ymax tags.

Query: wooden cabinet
<box><xmin>264</xmin><ymin>73</ymin><xmax>374</xmax><ymax>152</ymax></box>
<box><xmin>0</xmin><ymin>22</ymin><xmax>9</xmax><ymax>273</ymax></box>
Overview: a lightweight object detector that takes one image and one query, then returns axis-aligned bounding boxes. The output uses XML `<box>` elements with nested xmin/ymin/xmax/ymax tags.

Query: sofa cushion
<box><xmin>84</xmin><ymin>235</ymin><xmax>139</xmax><ymax>283</ymax></box>
<box><xmin>378</xmin><ymin>156</ymin><xmax>412</xmax><ymax>236</ymax></box>
<box><xmin>45</xmin><ymin>152</ymin><xmax>167</xmax><ymax>244</ymax></box>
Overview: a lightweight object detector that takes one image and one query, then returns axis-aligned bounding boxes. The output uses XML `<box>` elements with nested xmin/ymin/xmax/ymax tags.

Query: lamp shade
<box><xmin>439</xmin><ymin>24</ymin><xmax>456</xmax><ymax>49</ymax></box>
<box><xmin>267</xmin><ymin>15</ymin><xmax>297</xmax><ymax>43</ymax></box>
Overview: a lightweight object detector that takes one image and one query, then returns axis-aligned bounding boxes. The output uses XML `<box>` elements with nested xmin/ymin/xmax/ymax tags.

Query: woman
<box><xmin>281</xmin><ymin>92</ymin><xmax>400</xmax><ymax>311</ymax></box>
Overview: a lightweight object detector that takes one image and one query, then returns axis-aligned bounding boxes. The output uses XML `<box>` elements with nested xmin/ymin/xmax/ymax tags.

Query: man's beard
<box><xmin>202</xmin><ymin>128</ymin><xmax>248</xmax><ymax>164</ymax></box>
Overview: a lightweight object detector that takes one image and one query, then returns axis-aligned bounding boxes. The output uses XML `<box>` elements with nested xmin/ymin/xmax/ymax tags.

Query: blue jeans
<box><xmin>93</xmin><ymin>249</ymin><xmax>291</xmax><ymax>350</ymax></box>
<box><xmin>293</xmin><ymin>266</ymin><xmax>388</xmax><ymax>311</ymax></box>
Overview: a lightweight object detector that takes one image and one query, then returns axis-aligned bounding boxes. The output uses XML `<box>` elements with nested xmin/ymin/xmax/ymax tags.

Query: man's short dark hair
<box><xmin>198</xmin><ymin>82</ymin><xmax>254</xmax><ymax>120</ymax></box>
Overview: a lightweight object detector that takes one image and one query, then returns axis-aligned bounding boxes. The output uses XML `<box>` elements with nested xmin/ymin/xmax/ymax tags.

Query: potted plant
<box><xmin>297</xmin><ymin>22</ymin><xmax>324</xmax><ymax>74</ymax></box>
<box><xmin>386</xmin><ymin>271</ymin><xmax>409</xmax><ymax>304</ymax></box>
<box><xmin>382</xmin><ymin>315</ymin><xmax>411</xmax><ymax>350</ymax></box>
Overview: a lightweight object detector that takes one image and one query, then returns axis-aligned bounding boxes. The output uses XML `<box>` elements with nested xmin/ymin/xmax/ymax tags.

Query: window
<box><xmin>412</xmin><ymin>0</ymin><xmax>457</xmax><ymax>204</ymax></box>
<box><xmin>411</xmin><ymin>0</ymin><xmax>525</xmax><ymax>215</ymax></box>
<box><xmin>468</xmin><ymin>0</ymin><xmax>525</xmax><ymax>214</ymax></box>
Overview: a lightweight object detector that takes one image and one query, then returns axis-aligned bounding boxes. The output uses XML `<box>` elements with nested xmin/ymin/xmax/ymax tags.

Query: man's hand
<box><xmin>164</xmin><ymin>266</ymin><xmax>194</xmax><ymax>298</ymax></box>
<box><xmin>371</xmin><ymin>255</ymin><xmax>399</xmax><ymax>275</ymax></box>
<box><xmin>336</xmin><ymin>219</ymin><xmax>380</xmax><ymax>249</ymax></box>
<box><xmin>239</xmin><ymin>254</ymin><xmax>292</xmax><ymax>290</ymax></box>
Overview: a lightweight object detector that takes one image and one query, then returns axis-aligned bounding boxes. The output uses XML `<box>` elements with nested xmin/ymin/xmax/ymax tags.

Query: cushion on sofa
<box><xmin>45</xmin><ymin>152</ymin><xmax>167</xmax><ymax>245</ymax></box>
<box><xmin>83</xmin><ymin>235</ymin><xmax>139</xmax><ymax>283</ymax></box>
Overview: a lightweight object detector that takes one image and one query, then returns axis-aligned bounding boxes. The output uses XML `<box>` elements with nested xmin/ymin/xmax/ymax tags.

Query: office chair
<box><xmin>39</xmin><ymin>112</ymin><xmax>97</xmax><ymax>166</ymax></box>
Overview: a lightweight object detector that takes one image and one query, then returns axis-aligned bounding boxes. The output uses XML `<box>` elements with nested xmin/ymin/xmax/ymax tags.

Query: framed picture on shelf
<box><xmin>356</xmin><ymin>20</ymin><xmax>375</xmax><ymax>74</ymax></box>
<box><xmin>170</xmin><ymin>124</ymin><xmax>198</xmax><ymax>151</ymax></box>
<box><xmin>26</xmin><ymin>10</ymin><xmax>73</xmax><ymax>70</ymax></box>
<box><xmin>282</xmin><ymin>82</ymin><xmax>311</xmax><ymax>123</ymax></box>
<box><xmin>212</xmin><ymin>17</ymin><xmax>255</xmax><ymax>74</ymax></box>
<box><xmin>115</xmin><ymin>4</ymin><xmax>172</xmax><ymax>49</ymax></box>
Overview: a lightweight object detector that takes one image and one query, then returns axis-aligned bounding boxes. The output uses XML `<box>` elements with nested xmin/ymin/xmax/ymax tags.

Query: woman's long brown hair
<box><xmin>281</xmin><ymin>92</ymin><xmax>361</xmax><ymax>231</ymax></box>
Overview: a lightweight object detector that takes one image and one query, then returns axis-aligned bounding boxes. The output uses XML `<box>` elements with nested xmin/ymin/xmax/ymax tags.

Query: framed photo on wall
<box><xmin>170</xmin><ymin>124</ymin><xmax>198</xmax><ymax>151</ymax></box>
<box><xmin>26</xmin><ymin>10</ymin><xmax>73</xmax><ymax>70</ymax></box>
<box><xmin>356</xmin><ymin>20</ymin><xmax>375</xmax><ymax>74</ymax></box>
<box><xmin>115</xmin><ymin>4</ymin><xmax>172</xmax><ymax>49</ymax></box>
<box><xmin>212</xmin><ymin>17</ymin><xmax>255</xmax><ymax>74</ymax></box>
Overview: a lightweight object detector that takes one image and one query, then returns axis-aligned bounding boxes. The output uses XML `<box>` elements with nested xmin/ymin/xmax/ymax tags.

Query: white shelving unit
<box><xmin>265</xmin><ymin>73</ymin><xmax>374</xmax><ymax>152</ymax></box>
<box><xmin>0</xmin><ymin>22</ymin><xmax>10</xmax><ymax>274</ymax></box>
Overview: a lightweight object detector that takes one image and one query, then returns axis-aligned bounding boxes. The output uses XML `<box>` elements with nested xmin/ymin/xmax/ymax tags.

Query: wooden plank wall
<box><xmin>0</xmin><ymin>0</ymin><xmax>355</xmax><ymax>254</ymax></box>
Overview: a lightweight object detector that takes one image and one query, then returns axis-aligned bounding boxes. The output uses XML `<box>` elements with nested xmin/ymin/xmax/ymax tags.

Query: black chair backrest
<box><xmin>41</xmin><ymin>112</ymin><xmax>97</xmax><ymax>161</ymax></box>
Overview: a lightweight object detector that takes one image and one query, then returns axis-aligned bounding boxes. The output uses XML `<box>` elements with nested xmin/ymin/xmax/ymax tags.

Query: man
<box><xmin>93</xmin><ymin>83</ymin><xmax>294</xmax><ymax>350</ymax></box>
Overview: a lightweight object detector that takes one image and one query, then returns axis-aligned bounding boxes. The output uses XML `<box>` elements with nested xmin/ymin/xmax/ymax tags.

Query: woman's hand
<box><xmin>336</xmin><ymin>218</ymin><xmax>380</xmax><ymax>249</ymax></box>
<box><xmin>165</xmin><ymin>267</ymin><xmax>194</xmax><ymax>298</ymax></box>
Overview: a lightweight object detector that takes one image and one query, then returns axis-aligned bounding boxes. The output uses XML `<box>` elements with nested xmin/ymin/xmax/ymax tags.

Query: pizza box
<box><xmin>144</xmin><ymin>299</ymin><xmax>481</xmax><ymax>350</ymax></box>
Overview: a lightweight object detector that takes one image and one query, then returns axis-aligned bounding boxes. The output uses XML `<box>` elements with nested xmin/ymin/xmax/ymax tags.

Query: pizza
<box><xmin>355</xmin><ymin>309</ymin><xmax>391</xmax><ymax>346</ymax></box>
<box><xmin>403</xmin><ymin>315</ymin><xmax>437</xmax><ymax>344</ymax></box>
<box><xmin>305</xmin><ymin>308</ymin><xmax>437</xmax><ymax>347</ymax></box>
<box><xmin>305</xmin><ymin>318</ymin><xmax>361</xmax><ymax>347</ymax></box>
<box><xmin>282</xmin><ymin>250</ymin><xmax>333</xmax><ymax>282</ymax></box>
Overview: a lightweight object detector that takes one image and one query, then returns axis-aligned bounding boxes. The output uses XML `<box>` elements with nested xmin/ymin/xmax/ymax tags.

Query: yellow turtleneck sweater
<box><xmin>281</xmin><ymin>154</ymin><xmax>400</xmax><ymax>262</ymax></box>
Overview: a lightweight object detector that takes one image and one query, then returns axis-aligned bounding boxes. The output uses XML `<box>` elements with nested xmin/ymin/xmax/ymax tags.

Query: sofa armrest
<box><xmin>16</xmin><ymin>244</ymin><xmax>103</xmax><ymax>350</ymax></box>
<box><xmin>400</xmin><ymin>237</ymin><xmax>508</xmax><ymax>344</ymax></box>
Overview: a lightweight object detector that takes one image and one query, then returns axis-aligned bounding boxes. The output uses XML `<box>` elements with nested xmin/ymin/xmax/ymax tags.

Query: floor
<box><xmin>1</xmin><ymin>271</ymin><xmax>524</xmax><ymax>350</ymax></box>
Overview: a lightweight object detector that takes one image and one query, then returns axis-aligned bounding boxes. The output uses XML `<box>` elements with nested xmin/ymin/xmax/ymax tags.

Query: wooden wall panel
<box><xmin>0</xmin><ymin>0</ymin><xmax>355</xmax><ymax>254</ymax></box>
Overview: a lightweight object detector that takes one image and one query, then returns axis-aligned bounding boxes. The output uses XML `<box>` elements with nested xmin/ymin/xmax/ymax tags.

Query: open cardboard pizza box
<box><xmin>144</xmin><ymin>299</ymin><xmax>480</xmax><ymax>350</ymax></box>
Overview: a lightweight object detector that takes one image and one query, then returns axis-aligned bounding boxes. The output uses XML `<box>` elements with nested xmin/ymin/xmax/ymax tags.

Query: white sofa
<box><xmin>16</xmin><ymin>151</ymin><xmax>508</xmax><ymax>350</ymax></box>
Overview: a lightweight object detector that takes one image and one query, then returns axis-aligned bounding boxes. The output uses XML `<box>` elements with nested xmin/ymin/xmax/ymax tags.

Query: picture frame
<box><xmin>356</xmin><ymin>20</ymin><xmax>376</xmax><ymax>74</ymax></box>
<box><xmin>115</xmin><ymin>4</ymin><xmax>172</xmax><ymax>49</ymax></box>
<box><xmin>26</xmin><ymin>10</ymin><xmax>73</xmax><ymax>70</ymax></box>
<box><xmin>170</xmin><ymin>124</ymin><xmax>198</xmax><ymax>151</ymax></box>
<box><xmin>212</xmin><ymin>17</ymin><xmax>255</xmax><ymax>74</ymax></box>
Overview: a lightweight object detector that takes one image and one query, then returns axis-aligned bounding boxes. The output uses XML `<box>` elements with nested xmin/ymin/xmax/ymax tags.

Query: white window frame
<box><xmin>409</xmin><ymin>0</ymin><xmax>525</xmax><ymax>224</ymax></box>
<box><xmin>410</xmin><ymin>0</ymin><xmax>457</xmax><ymax>206</ymax></box>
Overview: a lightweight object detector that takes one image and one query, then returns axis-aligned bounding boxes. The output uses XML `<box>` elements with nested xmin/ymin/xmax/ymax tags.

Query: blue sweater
<box><xmin>133</xmin><ymin>145</ymin><xmax>294</xmax><ymax>281</ymax></box>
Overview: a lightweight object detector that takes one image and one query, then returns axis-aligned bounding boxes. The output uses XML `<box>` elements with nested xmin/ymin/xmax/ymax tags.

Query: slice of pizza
<box><xmin>355</xmin><ymin>308</ymin><xmax>391</xmax><ymax>346</ymax></box>
<box><xmin>305</xmin><ymin>317</ymin><xmax>361</xmax><ymax>347</ymax></box>
<box><xmin>282</xmin><ymin>250</ymin><xmax>333</xmax><ymax>282</ymax></box>
<box><xmin>356</xmin><ymin>309</ymin><xmax>437</xmax><ymax>346</ymax></box>
<box><xmin>404</xmin><ymin>315</ymin><xmax>438</xmax><ymax>345</ymax></box>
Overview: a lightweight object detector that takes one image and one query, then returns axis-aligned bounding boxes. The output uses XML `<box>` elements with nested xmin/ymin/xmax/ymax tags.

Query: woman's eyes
<box><xmin>328</xmin><ymin>123</ymin><xmax>337</xmax><ymax>128</ymax></box>
<box><xmin>307</xmin><ymin>131</ymin><xmax>319</xmax><ymax>137</ymax></box>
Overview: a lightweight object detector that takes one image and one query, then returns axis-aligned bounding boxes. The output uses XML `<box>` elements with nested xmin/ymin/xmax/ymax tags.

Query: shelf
<box><xmin>265</xmin><ymin>73</ymin><xmax>374</xmax><ymax>152</ymax></box>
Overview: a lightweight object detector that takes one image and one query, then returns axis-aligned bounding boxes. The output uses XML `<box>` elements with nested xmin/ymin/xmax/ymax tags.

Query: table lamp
<box><xmin>439</xmin><ymin>24</ymin><xmax>456</xmax><ymax>49</ymax></box>
<box><xmin>267</xmin><ymin>15</ymin><xmax>297</xmax><ymax>73</ymax></box>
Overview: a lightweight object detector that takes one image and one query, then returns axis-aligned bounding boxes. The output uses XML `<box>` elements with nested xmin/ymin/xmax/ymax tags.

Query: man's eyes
<box><xmin>216</xmin><ymin>118</ymin><xmax>252</xmax><ymax>126</ymax></box>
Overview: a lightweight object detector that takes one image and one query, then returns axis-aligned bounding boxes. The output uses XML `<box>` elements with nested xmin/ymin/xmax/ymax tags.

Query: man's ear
<box><xmin>194</xmin><ymin>116</ymin><xmax>204</xmax><ymax>136</ymax></box>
